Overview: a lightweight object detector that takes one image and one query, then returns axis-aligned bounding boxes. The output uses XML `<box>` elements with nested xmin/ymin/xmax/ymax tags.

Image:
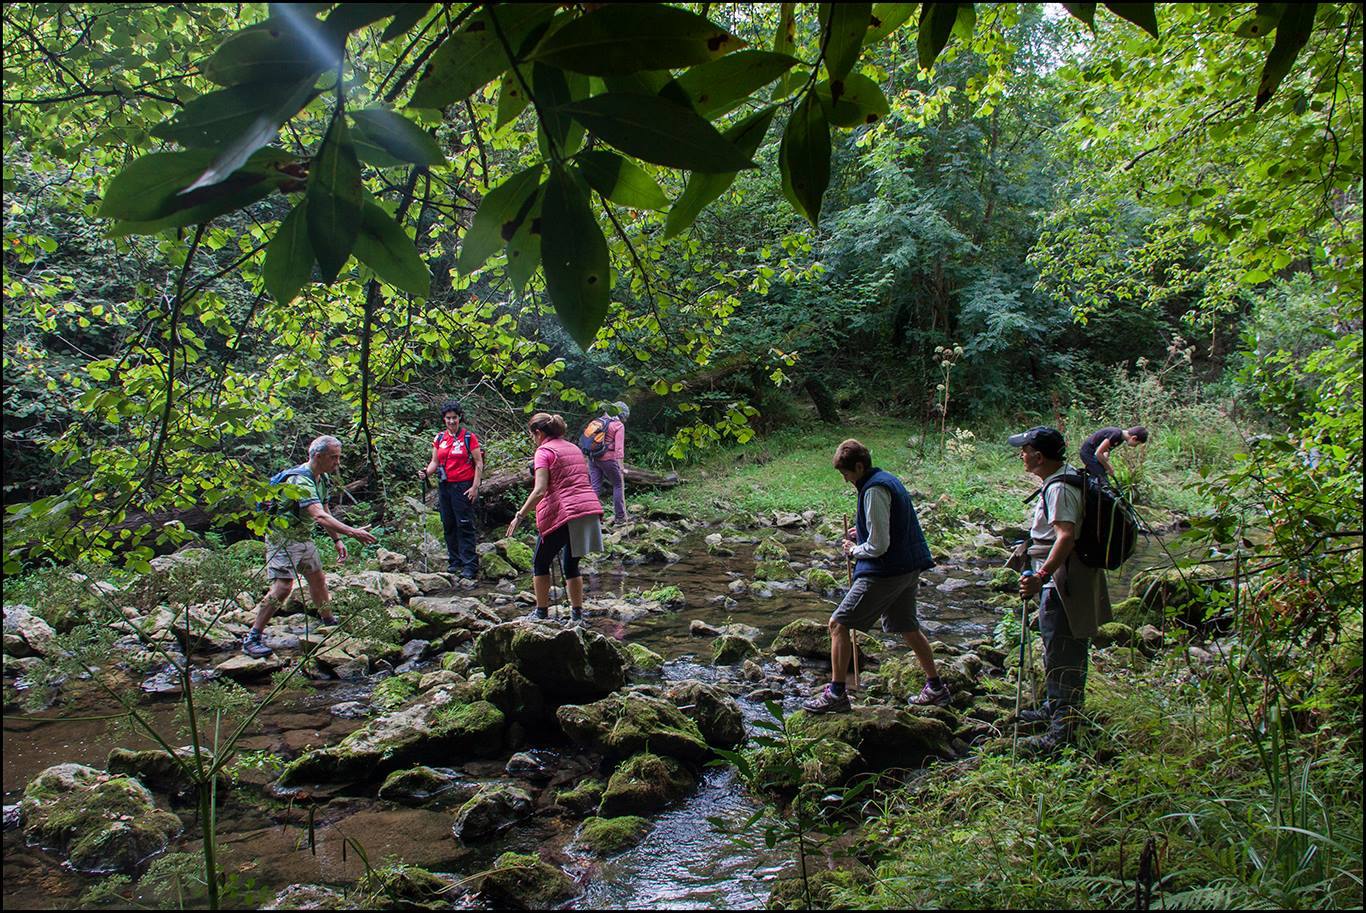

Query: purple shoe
<box><xmin>802</xmin><ymin>685</ymin><xmax>852</xmax><ymax>714</ymax></box>
<box><xmin>909</xmin><ymin>681</ymin><xmax>952</xmax><ymax>707</ymax></box>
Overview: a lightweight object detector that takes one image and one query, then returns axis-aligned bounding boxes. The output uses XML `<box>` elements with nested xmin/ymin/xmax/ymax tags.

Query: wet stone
<box><xmin>452</xmin><ymin>784</ymin><xmax>534</xmax><ymax>843</ymax></box>
<box><xmin>505</xmin><ymin>749</ymin><xmax>559</xmax><ymax>782</ymax></box>
<box><xmin>268</xmin><ymin>883</ymin><xmax>349</xmax><ymax>910</ymax></box>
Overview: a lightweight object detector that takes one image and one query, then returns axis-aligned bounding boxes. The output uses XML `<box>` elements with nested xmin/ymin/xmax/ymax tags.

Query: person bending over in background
<box><xmin>803</xmin><ymin>439</ymin><xmax>945</xmax><ymax>713</ymax></box>
<box><xmin>418</xmin><ymin>400</ymin><xmax>483</xmax><ymax>580</ymax></box>
<box><xmin>586</xmin><ymin>401</ymin><xmax>630</xmax><ymax>525</ymax></box>
<box><xmin>244</xmin><ymin>435</ymin><xmax>377</xmax><ymax>658</ymax></box>
<box><xmin>507</xmin><ymin>413</ymin><xmax>604</xmax><ymax>624</ymax></box>
<box><xmin>1078</xmin><ymin>424</ymin><xmax>1148</xmax><ymax>481</ymax></box>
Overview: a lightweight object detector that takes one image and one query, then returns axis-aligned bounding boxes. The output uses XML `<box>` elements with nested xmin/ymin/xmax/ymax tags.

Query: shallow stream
<box><xmin>2</xmin><ymin>528</ymin><xmax>1169</xmax><ymax>909</ymax></box>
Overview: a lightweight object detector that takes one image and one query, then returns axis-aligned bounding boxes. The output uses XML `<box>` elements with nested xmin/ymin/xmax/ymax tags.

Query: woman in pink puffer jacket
<box><xmin>506</xmin><ymin>413</ymin><xmax>604</xmax><ymax>623</ymax></box>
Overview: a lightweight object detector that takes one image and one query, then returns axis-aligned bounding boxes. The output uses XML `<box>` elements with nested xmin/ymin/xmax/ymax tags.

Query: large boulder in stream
<box><xmin>474</xmin><ymin>620</ymin><xmax>626</xmax><ymax>704</ymax></box>
<box><xmin>480</xmin><ymin>851</ymin><xmax>579</xmax><ymax>909</ymax></box>
<box><xmin>452</xmin><ymin>784</ymin><xmax>534</xmax><ymax>843</ymax></box>
<box><xmin>20</xmin><ymin>763</ymin><xmax>182</xmax><ymax>873</ymax></box>
<box><xmin>798</xmin><ymin>706</ymin><xmax>955</xmax><ymax>771</ymax></box>
<box><xmin>556</xmin><ymin>692</ymin><xmax>710</xmax><ymax>763</ymax></box>
<box><xmin>770</xmin><ymin>619</ymin><xmax>873</xmax><ymax>663</ymax></box>
<box><xmin>406</xmin><ymin>595</ymin><xmax>498</xmax><ymax>640</ymax></box>
<box><xmin>278</xmin><ymin>692</ymin><xmax>505</xmax><ymax>786</ymax></box>
<box><xmin>663</xmin><ymin>681</ymin><xmax>745</xmax><ymax>748</ymax></box>
<box><xmin>599</xmin><ymin>751</ymin><xmax>696</xmax><ymax>816</ymax></box>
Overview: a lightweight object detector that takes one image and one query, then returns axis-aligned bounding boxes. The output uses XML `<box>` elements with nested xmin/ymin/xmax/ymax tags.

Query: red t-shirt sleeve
<box><xmin>468</xmin><ymin>432</ymin><xmax>481</xmax><ymax>452</ymax></box>
<box><xmin>533</xmin><ymin>446</ymin><xmax>555</xmax><ymax>472</ymax></box>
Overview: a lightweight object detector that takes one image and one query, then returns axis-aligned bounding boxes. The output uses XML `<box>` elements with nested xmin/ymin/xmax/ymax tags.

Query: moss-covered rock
<box><xmin>278</xmin><ymin>697</ymin><xmax>505</xmax><ymax>786</ymax></box>
<box><xmin>755</xmin><ymin>559</ymin><xmax>799</xmax><ymax>582</ymax></box>
<box><xmin>452</xmin><ymin>784</ymin><xmax>534</xmax><ymax>843</ymax></box>
<box><xmin>353</xmin><ymin>862</ymin><xmax>454</xmax><ymax>910</ymax></box>
<box><xmin>988</xmin><ymin>567</ymin><xmax>1019</xmax><ymax>592</ymax></box>
<box><xmin>710</xmin><ymin>634</ymin><xmax>759</xmax><ymax>665</ymax></box>
<box><xmin>663</xmin><ymin>680</ymin><xmax>745</xmax><ymax>748</ymax></box>
<box><xmin>407</xmin><ymin>596</ymin><xmax>494</xmax><ymax>640</ymax></box>
<box><xmin>479</xmin><ymin>851</ymin><xmax>579</xmax><ymax>909</ymax></box>
<box><xmin>804</xmin><ymin>568</ymin><xmax>841</xmax><ymax>594</ymax></box>
<box><xmin>1101</xmin><ymin>646</ymin><xmax>1149</xmax><ymax>668</ymax></box>
<box><xmin>1093</xmin><ymin>622</ymin><xmax>1135</xmax><ymax>648</ymax></box>
<box><xmin>704</xmin><ymin>533</ymin><xmax>735</xmax><ymax>557</ymax></box>
<box><xmin>480</xmin><ymin>551</ymin><xmax>517</xmax><ymax>580</ymax></box>
<box><xmin>226</xmin><ymin>538</ymin><xmax>266</xmax><ymax>561</ymax></box>
<box><xmin>554</xmin><ymin>778</ymin><xmax>605</xmax><ymax>816</ymax></box>
<box><xmin>767</xmin><ymin>867</ymin><xmax>861</xmax><ymax>910</ymax></box>
<box><xmin>797</xmin><ymin>706</ymin><xmax>955</xmax><ymax>771</ymax></box>
<box><xmin>1110</xmin><ymin>596</ymin><xmax>1155</xmax><ymax>629</ymax></box>
<box><xmin>1129</xmin><ymin>565</ymin><xmax>1219</xmax><ymax>621</ymax></box>
<box><xmin>754</xmin><ymin>537</ymin><xmax>790</xmax><ymax>561</ymax></box>
<box><xmin>474</xmin><ymin>620</ymin><xmax>626</xmax><ymax>704</ymax></box>
<box><xmin>556</xmin><ymin>692</ymin><xmax>710</xmax><ymax>763</ymax></box>
<box><xmin>641</xmin><ymin>585</ymin><xmax>685</xmax><ymax>609</ymax></box>
<box><xmin>440</xmin><ymin>651</ymin><xmax>473</xmax><ymax>675</ymax></box>
<box><xmin>577</xmin><ymin>815</ymin><xmax>650</xmax><ymax>854</ymax></box>
<box><xmin>496</xmin><ymin>537</ymin><xmax>534</xmax><ymax>573</ymax></box>
<box><xmin>482</xmin><ymin>664</ymin><xmax>545</xmax><ymax>728</ymax></box>
<box><xmin>624</xmin><ymin>642</ymin><xmax>664</xmax><ymax>671</ymax></box>
<box><xmin>372</xmin><ymin>671</ymin><xmax>423</xmax><ymax>710</ymax></box>
<box><xmin>751</xmin><ymin>737</ymin><xmax>864</xmax><ymax>791</ymax></box>
<box><xmin>268</xmin><ymin>884</ymin><xmax>349</xmax><ymax>909</ymax></box>
<box><xmin>105</xmin><ymin>747</ymin><xmax>225</xmax><ymax>799</ymax></box>
<box><xmin>376</xmin><ymin>765</ymin><xmax>462</xmax><ymax>804</ymax></box>
<box><xmin>21</xmin><ymin>764</ymin><xmax>181</xmax><ymax>873</ymax></box>
<box><xmin>770</xmin><ymin>619</ymin><xmax>833</xmax><ymax>659</ymax></box>
<box><xmin>599</xmin><ymin>752</ymin><xmax>696</xmax><ymax>816</ymax></box>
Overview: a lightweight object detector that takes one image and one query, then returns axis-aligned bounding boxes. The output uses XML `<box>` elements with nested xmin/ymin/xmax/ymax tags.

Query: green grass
<box><xmin>633</xmin><ymin>414</ymin><xmax>1226</xmax><ymax>532</ymax></box>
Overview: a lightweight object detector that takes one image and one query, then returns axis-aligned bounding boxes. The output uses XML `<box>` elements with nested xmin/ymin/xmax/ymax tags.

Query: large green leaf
<box><xmin>558</xmin><ymin>93</ymin><xmax>757</xmax><ymax>172</ymax></box>
<box><xmin>381</xmin><ymin>3</ymin><xmax>434</xmax><ymax>42</ymax></box>
<box><xmin>1060</xmin><ymin>3</ymin><xmax>1097</xmax><ymax>29</ymax></box>
<box><xmin>407</xmin><ymin>4</ymin><xmax>556</xmax><ymax>110</ymax></box>
<box><xmin>541</xmin><ymin>166</ymin><xmax>610</xmax><ymax>349</ymax></box>
<box><xmin>201</xmin><ymin>17</ymin><xmax>337</xmax><ymax>86</ymax></box>
<box><xmin>180</xmin><ymin>76</ymin><xmax>318</xmax><ymax>194</ymax></box>
<box><xmin>495</xmin><ymin>68</ymin><xmax>532</xmax><ymax>129</ymax></box>
<box><xmin>506</xmin><ymin>190</ymin><xmax>543</xmax><ymax>294</ymax></box>
<box><xmin>1102</xmin><ymin>3</ymin><xmax>1159</xmax><ymax>39</ymax></box>
<box><xmin>779</xmin><ymin>93</ymin><xmax>830</xmax><ymax>226</ymax></box>
<box><xmin>665</xmin><ymin>107</ymin><xmax>776</xmax><ymax>238</ymax></box>
<box><xmin>354</xmin><ymin>200</ymin><xmax>430</xmax><ymax>297</ymax></box>
<box><xmin>865</xmin><ymin>3</ymin><xmax>919</xmax><ymax>45</ymax></box>
<box><xmin>306</xmin><ymin>112</ymin><xmax>363</xmax><ymax>283</ymax></box>
<box><xmin>323</xmin><ymin>3</ymin><xmax>407</xmax><ymax>37</ymax></box>
<box><xmin>917</xmin><ymin>3</ymin><xmax>960</xmax><ymax>71</ymax></box>
<box><xmin>263</xmin><ymin>200</ymin><xmax>314</xmax><ymax>303</ymax></box>
<box><xmin>152</xmin><ymin>80</ymin><xmax>317</xmax><ymax>148</ymax></box>
<box><xmin>349</xmin><ymin>108</ymin><xmax>444</xmax><ymax>166</ymax></box>
<box><xmin>666</xmin><ymin>50</ymin><xmax>799</xmax><ymax>118</ymax></box>
<box><xmin>1255</xmin><ymin>2</ymin><xmax>1316</xmax><ymax>110</ymax></box>
<box><xmin>952</xmin><ymin>3</ymin><xmax>977</xmax><ymax>42</ymax></box>
<box><xmin>529</xmin><ymin>4</ymin><xmax>743</xmax><ymax>75</ymax></box>
<box><xmin>823</xmin><ymin>2</ymin><xmax>872</xmax><ymax>83</ymax></box>
<box><xmin>575</xmin><ymin>150</ymin><xmax>668</xmax><ymax>210</ymax></box>
<box><xmin>457</xmin><ymin>164</ymin><xmax>545</xmax><ymax>275</ymax></box>
<box><xmin>1235</xmin><ymin>3</ymin><xmax>1286</xmax><ymax>39</ymax></box>
<box><xmin>773</xmin><ymin>2</ymin><xmax>798</xmax><ymax>55</ymax></box>
<box><xmin>99</xmin><ymin>148</ymin><xmax>289</xmax><ymax>223</ymax></box>
<box><xmin>534</xmin><ymin>63</ymin><xmax>587</xmax><ymax>158</ymax></box>
<box><xmin>816</xmin><ymin>73</ymin><xmax>891</xmax><ymax>128</ymax></box>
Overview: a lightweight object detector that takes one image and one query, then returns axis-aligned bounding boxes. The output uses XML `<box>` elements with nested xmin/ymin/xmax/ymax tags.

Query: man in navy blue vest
<box><xmin>804</xmin><ymin>439</ymin><xmax>949</xmax><ymax>713</ymax></box>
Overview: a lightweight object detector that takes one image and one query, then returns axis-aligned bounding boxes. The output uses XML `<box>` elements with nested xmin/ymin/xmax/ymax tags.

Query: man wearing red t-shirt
<box><xmin>417</xmin><ymin>400</ymin><xmax>484</xmax><ymax>579</ymax></box>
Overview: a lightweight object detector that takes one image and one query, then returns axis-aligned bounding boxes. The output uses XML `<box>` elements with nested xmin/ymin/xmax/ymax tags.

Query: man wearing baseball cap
<box><xmin>1007</xmin><ymin>425</ymin><xmax>1113</xmax><ymax>754</ymax></box>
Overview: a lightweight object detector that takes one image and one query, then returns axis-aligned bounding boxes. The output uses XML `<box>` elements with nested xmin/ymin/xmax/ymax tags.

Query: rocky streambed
<box><xmin>3</xmin><ymin>511</ymin><xmax>1190</xmax><ymax>909</ymax></box>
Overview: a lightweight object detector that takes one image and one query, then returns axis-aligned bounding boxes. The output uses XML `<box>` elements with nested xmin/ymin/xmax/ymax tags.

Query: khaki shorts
<box><xmin>830</xmin><ymin>573</ymin><xmax>921</xmax><ymax>633</ymax></box>
<box><xmin>265</xmin><ymin>538</ymin><xmax>323</xmax><ymax>579</ymax></box>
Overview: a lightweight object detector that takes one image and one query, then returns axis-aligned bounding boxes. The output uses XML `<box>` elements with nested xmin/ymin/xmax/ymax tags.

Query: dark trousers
<box><xmin>437</xmin><ymin>480</ymin><xmax>478</xmax><ymax>577</ymax></box>
<box><xmin>1038</xmin><ymin>587</ymin><xmax>1090</xmax><ymax>724</ymax></box>
<box><xmin>1080</xmin><ymin>452</ymin><xmax>1107</xmax><ymax>479</ymax></box>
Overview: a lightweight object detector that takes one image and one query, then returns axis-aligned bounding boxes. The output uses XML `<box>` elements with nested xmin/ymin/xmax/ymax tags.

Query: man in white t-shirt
<box><xmin>1007</xmin><ymin>425</ymin><xmax>1112</xmax><ymax>754</ymax></box>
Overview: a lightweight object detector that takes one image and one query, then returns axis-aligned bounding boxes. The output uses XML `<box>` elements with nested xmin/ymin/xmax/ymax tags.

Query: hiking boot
<box><xmin>908</xmin><ymin>681</ymin><xmax>952</xmax><ymax>707</ymax></box>
<box><xmin>1018</xmin><ymin>724</ymin><xmax>1072</xmax><ymax>757</ymax></box>
<box><xmin>1015</xmin><ymin>705</ymin><xmax>1054</xmax><ymax>725</ymax></box>
<box><xmin>527</xmin><ymin>607</ymin><xmax>549</xmax><ymax>622</ymax></box>
<box><xmin>570</xmin><ymin>608</ymin><xmax>584</xmax><ymax>625</ymax></box>
<box><xmin>242</xmin><ymin>630</ymin><xmax>273</xmax><ymax>658</ymax></box>
<box><xmin>802</xmin><ymin>685</ymin><xmax>851</xmax><ymax>714</ymax></box>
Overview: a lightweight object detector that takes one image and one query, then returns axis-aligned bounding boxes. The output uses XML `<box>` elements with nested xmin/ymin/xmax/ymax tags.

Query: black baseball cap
<box><xmin>1007</xmin><ymin>426</ymin><xmax>1066</xmax><ymax>460</ymax></box>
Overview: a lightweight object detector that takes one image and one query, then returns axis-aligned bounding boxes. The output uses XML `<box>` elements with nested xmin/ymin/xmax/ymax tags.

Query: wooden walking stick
<box><xmin>845</xmin><ymin>512</ymin><xmax>860</xmax><ymax>695</ymax></box>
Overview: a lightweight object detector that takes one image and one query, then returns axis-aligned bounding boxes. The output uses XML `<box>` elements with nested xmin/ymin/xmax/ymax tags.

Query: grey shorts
<box><xmin>830</xmin><ymin>573</ymin><xmax>921</xmax><ymax>633</ymax></box>
<box><xmin>265</xmin><ymin>538</ymin><xmax>323</xmax><ymax>580</ymax></box>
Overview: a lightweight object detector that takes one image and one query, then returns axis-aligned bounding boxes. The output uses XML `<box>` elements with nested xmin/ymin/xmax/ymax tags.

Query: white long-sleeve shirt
<box><xmin>849</xmin><ymin>485</ymin><xmax>892</xmax><ymax>560</ymax></box>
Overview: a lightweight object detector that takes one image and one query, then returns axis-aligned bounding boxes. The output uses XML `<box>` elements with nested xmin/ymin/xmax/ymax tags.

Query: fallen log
<box><xmin>470</xmin><ymin>463</ymin><xmax>679</xmax><ymax>502</ymax></box>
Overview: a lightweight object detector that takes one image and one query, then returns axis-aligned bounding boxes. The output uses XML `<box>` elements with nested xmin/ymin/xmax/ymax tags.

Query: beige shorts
<box><xmin>265</xmin><ymin>538</ymin><xmax>323</xmax><ymax>579</ymax></box>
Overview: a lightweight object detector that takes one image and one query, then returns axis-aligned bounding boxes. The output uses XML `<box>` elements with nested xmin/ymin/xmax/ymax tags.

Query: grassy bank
<box><xmin>633</xmin><ymin>414</ymin><xmax>1226</xmax><ymax>533</ymax></box>
<box><xmin>804</xmin><ymin>639</ymin><xmax>1364</xmax><ymax>910</ymax></box>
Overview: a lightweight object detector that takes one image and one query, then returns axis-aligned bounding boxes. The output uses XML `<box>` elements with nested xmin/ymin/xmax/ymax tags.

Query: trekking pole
<box><xmin>845</xmin><ymin>513</ymin><xmax>860</xmax><ymax>696</ymax></box>
<box><xmin>1013</xmin><ymin>570</ymin><xmax>1035</xmax><ymax>760</ymax></box>
<box><xmin>420</xmin><ymin>474</ymin><xmax>431</xmax><ymax>575</ymax></box>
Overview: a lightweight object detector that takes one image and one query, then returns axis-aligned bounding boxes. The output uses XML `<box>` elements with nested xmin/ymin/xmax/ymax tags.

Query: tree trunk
<box><xmin>803</xmin><ymin>376</ymin><xmax>841</xmax><ymax>423</ymax></box>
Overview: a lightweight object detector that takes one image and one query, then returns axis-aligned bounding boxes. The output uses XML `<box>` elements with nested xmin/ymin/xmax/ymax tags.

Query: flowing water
<box><xmin>2</xmin><ymin>528</ymin><xmax>1172</xmax><ymax>909</ymax></box>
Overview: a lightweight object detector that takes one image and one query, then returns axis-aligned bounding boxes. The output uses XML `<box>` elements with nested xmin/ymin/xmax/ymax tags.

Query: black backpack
<box><xmin>1037</xmin><ymin>469</ymin><xmax>1140</xmax><ymax>570</ymax></box>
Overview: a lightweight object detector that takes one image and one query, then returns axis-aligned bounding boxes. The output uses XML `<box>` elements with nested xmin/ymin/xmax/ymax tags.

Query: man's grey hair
<box><xmin>308</xmin><ymin>435</ymin><xmax>342</xmax><ymax>459</ymax></box>
<box><xmin>611</xmin><ymin>401</ymin><xmax>630</xmax><ymax>421</ymax></box>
